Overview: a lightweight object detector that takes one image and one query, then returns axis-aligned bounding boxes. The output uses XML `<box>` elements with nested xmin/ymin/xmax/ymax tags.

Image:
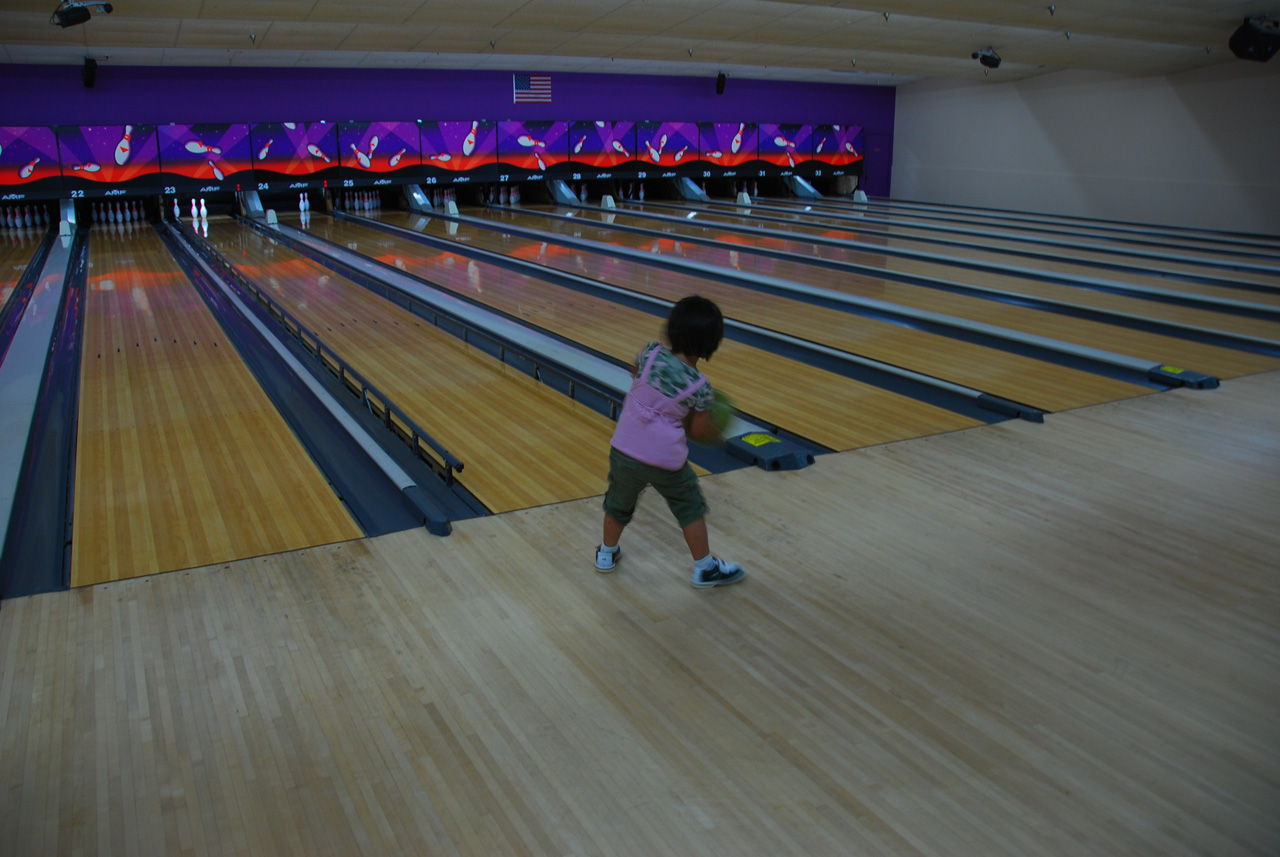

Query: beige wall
<box><xmin>892</xmin><ymin>63</ymin><xmax>1280</xmax><ymax>234</ymax></box>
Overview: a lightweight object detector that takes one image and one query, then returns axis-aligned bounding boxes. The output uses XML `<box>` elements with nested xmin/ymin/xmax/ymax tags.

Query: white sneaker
<box><xmin>595</xmin><ymin>544</ymin><xmax>619</xmax><ymax>572</ymax></box>
<box><xmin>691</xmin><ymin>557</ymin><xmax>745</xmax><ymax>588</ymax></box>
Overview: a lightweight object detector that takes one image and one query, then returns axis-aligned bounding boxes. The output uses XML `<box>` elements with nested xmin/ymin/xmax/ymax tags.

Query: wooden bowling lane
<box><xmin>684</xmin><ymin>201</ymin><xmax>1280</xmax><ymax>291</ymax></box>
<box><xmin>392</xmin><ymin>210</ymin><xmax>1149</xmax><ymax>413</ymax></box>
<box><xmin>781</xmin><ymin>197</ymin><xmax>1280</xmax><ymax>261</ymax></box>
<box><xmin>202</xmin><ymin>219</ymin><xmax>615</xmax><ymax>513</ymax></box>
<box><xmin>0</xmin><ymin>238</ymin><xmax>38</xmax><ymax>310</ymax></box>
<box><xmin>536</xmin><ymin>207</ymin><xmax>1280</xmax><ymax>381</ymax></box>
<box><xmin>305</xmin><ymin>216</ymin><xmax>985</xmax><ymax>451</ymax></box>
<box><xmin>72</xmin><ymin>226</ymin><xmax>363</xmax><ymax>586</ymax></box>
<box><xmin>605</xmin><ymin>202</ymin><xmax>1280</xmax><ymax>311</ymax></box>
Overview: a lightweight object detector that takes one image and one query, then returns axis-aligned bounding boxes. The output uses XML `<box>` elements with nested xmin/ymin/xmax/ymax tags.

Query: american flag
<box><xmin>513</xmin><ymin>73</ymin><xmax>552</xmax><ymax>103</ymax></box>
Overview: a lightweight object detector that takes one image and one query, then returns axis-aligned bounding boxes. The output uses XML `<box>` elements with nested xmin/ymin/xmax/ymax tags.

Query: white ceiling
<box><xmin>0</xmin><ymin>0</ymin><xmax>1276</xmax><ymax>86</ymax></box>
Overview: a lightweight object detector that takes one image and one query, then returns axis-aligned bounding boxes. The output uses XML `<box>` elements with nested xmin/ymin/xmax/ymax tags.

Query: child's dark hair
<box><xmin>665</xmin><ymin>295</ymin><xmax>725</xmax><ymax>361</ymax></box>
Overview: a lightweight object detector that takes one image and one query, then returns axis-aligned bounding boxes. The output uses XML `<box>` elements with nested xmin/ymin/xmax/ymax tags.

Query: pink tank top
<box><xmin>610</xmin><ymin>346</ymin><xmax>708</xmax><ymax>470</ymax></box>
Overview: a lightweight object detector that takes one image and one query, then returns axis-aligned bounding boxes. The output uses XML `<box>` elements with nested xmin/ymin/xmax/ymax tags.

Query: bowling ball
<box><xmin>710</xmin><ymin>387</ymin><xmax>734</xmax><ymax>434</ymax></box>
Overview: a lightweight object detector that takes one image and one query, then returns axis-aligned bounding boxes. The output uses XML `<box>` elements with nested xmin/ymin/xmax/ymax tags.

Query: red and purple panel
<box><xmin>420</xmin><ymin>121</ymin><xmax>497</xmax><ymax>174</ymax></box>
<box><xmin>698</xmin><ymin>122</ymin><xmax>758</xmax><ymax>168</ymax></box>
<box><xmin>249</xmin><ymin>121</ymin><xmax>340</xmax><ymax>189</ymax></box>
<box><xmin>812</xmin><ymin>124</ymin><xmax>864</xmax><ymax>165</ymax></box>
<box><xmin>497</xmin><ymin>121</ymin><xmax>569</xmax><ymax>174</ymax></box>
<box><xmin>157</xmin><ymin>123</ymin><xmax>253</xmax><ymax>190</ymax></box>
<box><xmin>0</xmin><ymin>126</ymin><xmax>63</xmax><ymax>198</ymax></box>
<box><xmin>56</xmin><ymin>124</ymin><xmax>162</xmax><ymax>195</ymax></box>
<box><xmin>338</xmin><ymin>121</ymin><xmax>421</xmax><ymax>180</ymax></box>
<box><xmin>567</xmin><ymin>121</ymin><xmax>637</xmax><ymax>172</ymax></box>
<box><xmin>759</xmin><ymin>123</ymin><xmax>814</xmax><ymax>170</ymax></box>
<box><xmin>634</xmin><ymin>121</ymin><xmax>698</xmax><ymax>169</ymax></box>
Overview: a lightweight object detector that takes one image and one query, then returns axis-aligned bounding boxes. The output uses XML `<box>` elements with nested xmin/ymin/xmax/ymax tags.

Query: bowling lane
<box><xmin>202</xmin><ymin>218</ymin><xmax>615</xmax><ymax>513</ymax></box>
<box><xmin>297</xmin><ymin>215</ymin><xmax>984</xmax><ymax>451</ymax></box>
<box><xmin>379</xmin><ymin>210</ymin><xmax>1149</xmax><ymax>413</ymax></box>
<box><xmin>461</xmin><ymin>207</ymin><xmax>1280</xmax><ymax>381</ymax></box>
<box><xmin>737</xmin><ymin>199</ymin><xmax>1280</xmax><ymax>286</ymax></box>
<box><xmin>73</xmin><ymin>225</ymin><xmax>363</xmax><ymax>586</ymax></box>
<box><xmin>662</xmin><ymin>200</ymin><xmax>1280</xmax><ymax>292</ymax></box>
<box><xmin>0</xmin><ymin>238</ymin><xmax>39</xmax><ymax>310</ymax></box>
<box><xmin>773</xmin><ymin>197</ymin><xmax>1280</xmax><ymax>263</ymax></box>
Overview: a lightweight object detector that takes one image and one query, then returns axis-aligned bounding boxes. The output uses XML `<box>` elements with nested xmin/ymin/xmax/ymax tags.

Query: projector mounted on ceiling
<box><xmin>971</xmin><ymin>48</ymin><xmax>1001</xmax><ymax>70</ymax></box>
<box><xmin>51</xmin><ymin>1</ymin><xmax>113</xmax><ymax>29</ymax></box>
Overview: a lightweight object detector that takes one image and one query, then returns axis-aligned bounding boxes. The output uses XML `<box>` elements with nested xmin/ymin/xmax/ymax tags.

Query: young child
<box><xmin>596</xmin><ymin>295</ymin><xmax>745</xmax><ymax>588</ymax></box>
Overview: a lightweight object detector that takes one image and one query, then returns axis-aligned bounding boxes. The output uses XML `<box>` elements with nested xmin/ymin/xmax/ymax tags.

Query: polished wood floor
<box><xmin>205</xmin><ymin>220</ymin><xmax>620</xmax><ymax>513</ymax></box>
<box><xmin>2</xmin><ymin>369</ymin><xmax>1276</xmax><ymax>856</ymax></box>
<box><xmin>309</xmin><ymin>215</ymin><xmax>983</xmax><ymax>452</ymax></box>
<box><xmin>72</xmin><ymin>226</ymin><xmax>363</xmax><ymax>585</ymax></box>
<box><xmin>394</xmin><ymin>210</ymin><xmax>1152</xmax><ymax>412</ymax></box>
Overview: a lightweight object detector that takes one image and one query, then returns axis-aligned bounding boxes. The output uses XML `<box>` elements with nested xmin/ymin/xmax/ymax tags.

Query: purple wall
<box><xmin>0</xmin><ymin>64</ymin><xmax>895</xmax><ymax>194</ymax></box>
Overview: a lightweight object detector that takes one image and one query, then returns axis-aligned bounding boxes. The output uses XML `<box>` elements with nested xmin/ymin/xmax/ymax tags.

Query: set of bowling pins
<box><xmin>343</xmin><ymin>191</ymin><xmax>377</xmax><ymax>212</ymax></box>
<box><xmin>172</xmin><ymin>197</ymin><xmax>209</xmax><ymax>222</ymax></box>
<box><xmin>1</xmin><ymin>204</ymin><xmax>51</xmax><ymax>230</ymax></box>
<box><xmin>431</xmin><ymin>188</ymin><xmax>461</xmax><ymax>207</ymax></box>
<box><xmin>93</xmin><ymin>200</ymin><xmax>144</xmax><ymax>224</ymax></box>
<box><xmin>621</xmin><ymin>183</ymin><xmax>646</xmax><ymax>201</ymax></box>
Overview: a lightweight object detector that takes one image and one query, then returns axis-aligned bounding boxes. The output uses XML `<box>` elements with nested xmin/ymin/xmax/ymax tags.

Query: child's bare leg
<box><xmin>681</xmin><ymin>517</ymin><xmax>710</xmax><ymax>560</ymax></box>
<box><xmin>603</xmin><ymin>514</ymin><xmax>626</xmax><ymax>548</ymax></box>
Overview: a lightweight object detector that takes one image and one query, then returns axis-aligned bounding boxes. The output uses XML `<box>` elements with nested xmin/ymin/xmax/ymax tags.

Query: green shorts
<box><xmin>603</xmin><ymin>447</ymin><xmax>708</xmax><ymax>529</ymax></box>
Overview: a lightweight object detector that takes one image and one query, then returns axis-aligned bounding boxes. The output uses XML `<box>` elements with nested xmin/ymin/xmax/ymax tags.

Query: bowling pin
<box><xmin>816</xmin><ymin>138</ymin><xmax>825</xmax><ymax>153</ymax></box>
<box><xmin>773</xmin><ymin>135</ymin><xmax>792</xmax><ymax>148</ymax></box>
<box><xmin>731</xmin><ymin>123</ymin><xmax>744</xmax><ymax>154</ymax></box>
<box><xmin>786</xmin><ymin>150</ymin><xmax>795</xmax><ymax>168</ymax></box>
<box><xmin>199</xmin><ymin>198</ymin><xmax>207</xmax><ymax>219</ymax></box>
<box><xmin>638</xmin><ymin>183</ymin><xmax>645</xmax><ymax>201</ymax></box>
<box><xmin>173</xmin><ymin>199</ymin><xmax>180</xmax><ymax>220</ymax></box>
<box><xmin>580</xmin><ymin>184</ymin><xmax>588</xmax><ymax>202</ymax></box>
<box><xmin>209</xmin><ymin>160</ymin><xmax>224</xmax><ymax>180</ymax></box>
<box><xmin>282</xmin><ymin>122</ymin><xmax>297</xmax><ymax>130</ymax></box>
<box><xmin>499</xmin><ymin>186</ymin><xmax>508</xmax><ymax>204</ymax></box>
<box><xmin>708</xmin><ymin>150</ymin><xmax>722</xmax><ymax>159</ymax></box>
<box><xmin>510</xmin><ymin>185</ymin><xmax>519</xmax><ymax>205</ymax></box>
<box><xmin>115</xmin><ymin>125</ymin><xmax>133</xmax><ymax>166</ymax></box>
<box><xmin>534</xmin><ymin>151</ymin><xmax>546</xmax><ymax>171</ymax></box>
<box><xmin>19</xmin><ymin>157</ymin><xmax>39</xmax><ymax>179</ymax></box>
<box><xmin>611</xmin><ymin>140</ymin><xmax>630</xmax><ymax>158</ymax></box>
<box><xmin>72</xmin><ymin>162</ymin><xmax>101</xmax><ymax>173</ymax></box>
<box><xmin>658</xmin><ymin>133</ymin><xmax>668</xmax><ymax>154</ymax></box>
<box><xmin>184</xmin><ymin>140</ymin><xmax>222</xmax><ymax>155</ymax></box>
<box><xmin>646</xmin><ymin>140</ymin><xmax>660</xmax><ymax>162</ymax></box>
<box><xmin>368</xmin><ymin>136</ymin><xmax>379</xmax><ymax>154</ymax></box>
<box><xmin>306</xmin><ymin>143</ymin><xmax>330</xmax><ymax>162</ymax></box>
<box><xmin>191</xmin><ymin>199</ymin><xmax>199</xmax><ymax>220</ymax></box>
<box><xmin>389</xmin><ymin>148</ymin><xmax>406</xmax><ymax>167</ymax></box>
<box><xmin>573</xmin><ymin>136</ymin><xmax>586</xmax><ymax>154</ymax></box>
<box><xmin>257</xmin><ymin>138</ymin><xmax>273</xmax><ymax>161</ymax></box>
<box><xmin>299</xmin><ymin>193</ymin><xmax>306</xmax><ymax>213</ymax></box>
<box><xmin>304</xmin><ymin>192</ymin><xmax>310</xmax><ymax>212</ymax></box>
<box><xmin>673</xmin><ymin>146</ymin><xmax>688</xmax><ymax>162</ymax></box>
<box><xmin>350</xmin><ymin>143</ymin><xmax>371</xmax><ymax>168</ymax></box>
<box><xmin>463</xmin><ymin>121</ymin><xmax>478</xmax><ymax>156</ymax></box>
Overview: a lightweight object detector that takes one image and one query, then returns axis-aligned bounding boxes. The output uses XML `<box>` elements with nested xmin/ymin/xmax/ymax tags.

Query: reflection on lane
<box><xmin>309</xmin><ymin>214</ymin><xmax>985</xmax><ymax>451</ymax></box>
<box><xmin>205</xmin><ymin>218</ymin><xmax>615</xmax><ymax>514</ymax></box>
